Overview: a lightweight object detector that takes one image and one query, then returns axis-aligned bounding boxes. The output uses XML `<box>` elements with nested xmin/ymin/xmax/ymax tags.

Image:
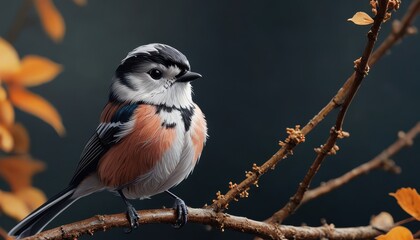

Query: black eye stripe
<box><xmin>115</xmin><ymin>45</ymin><xmax>190</xmax><ymax>85</ymax></box>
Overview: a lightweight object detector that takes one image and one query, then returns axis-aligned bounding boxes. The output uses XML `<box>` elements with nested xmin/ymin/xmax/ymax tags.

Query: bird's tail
<box><xmin>8</xmin><ymin>186</ymin><xmax>77</xmax><ymax>239</ymax></box>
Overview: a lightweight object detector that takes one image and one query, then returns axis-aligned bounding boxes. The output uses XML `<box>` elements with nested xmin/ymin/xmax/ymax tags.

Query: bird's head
<box><xmin>110</xmin><ymin>43</ymin><xmax>201</xmax><ymax>108</ymax></box>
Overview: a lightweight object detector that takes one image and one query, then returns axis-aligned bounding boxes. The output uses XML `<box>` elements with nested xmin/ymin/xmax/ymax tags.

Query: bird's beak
<box><xmin>176</xmin><ymin>71</ymin><xmax>202</xmax><ymax>82</ymax></box>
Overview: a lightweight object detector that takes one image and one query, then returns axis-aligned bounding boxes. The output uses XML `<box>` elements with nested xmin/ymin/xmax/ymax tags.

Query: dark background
<box><xmin>1</xmin><ymin>1</ymin><xmax>419</xmax><ymax>239</ymax></box>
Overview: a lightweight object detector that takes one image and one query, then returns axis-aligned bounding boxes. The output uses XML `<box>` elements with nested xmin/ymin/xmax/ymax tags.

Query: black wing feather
<box><xmin>69</xmin><ymin>103</ymin><xmax>139</xmax><ymax>185</ymax></box>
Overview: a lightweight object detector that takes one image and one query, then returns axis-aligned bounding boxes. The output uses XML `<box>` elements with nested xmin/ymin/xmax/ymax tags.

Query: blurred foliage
<box><xmin>0</xmin><ymin>0</ymin><xmax>85</xmax><ymax>238</ymax></box>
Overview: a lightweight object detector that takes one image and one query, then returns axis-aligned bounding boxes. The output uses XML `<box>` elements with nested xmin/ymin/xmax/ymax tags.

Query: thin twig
<box><xmin>258</xmin><ymin>123</ymin><xmax>420</xmax><ymax>231</ymax></box>
<box><xmin>268</xmin><ymin>0</ymin><xmax>390</xmax><ymax>224</ymax></box>
<box><xmin>23</xmin><ymin>207</ymin><xmax>384</xmax><ymax>240</ymax></box>
<box><xmin>369</xmin><ymin>0</ymin><xmax>420</xmax><ymax>65</ymax></box>
<box><xmin>301</xmin><ymin>122</ymin><xmax>420</xmax><ymax>204</ymax></box>
<box><xmin>394</xmin><ymin>216</ymin><xmax>416</xmax><ymax>227</ymax></box>
<box><xmin>5</xmin><ymin>0</ymin><xmax>33</xmax><ymax>43</ymax></box>
<box><xmin>210</xmin><ymin>0</ymin><xmax>420</xmax><ymax>212</ymax></box>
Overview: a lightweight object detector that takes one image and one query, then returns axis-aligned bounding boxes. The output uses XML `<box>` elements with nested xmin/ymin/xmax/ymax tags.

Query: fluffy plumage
<box><xmin>9</xmin><ymin>43</ymin><xmax>207</xmax><ymax>239</ymax></box>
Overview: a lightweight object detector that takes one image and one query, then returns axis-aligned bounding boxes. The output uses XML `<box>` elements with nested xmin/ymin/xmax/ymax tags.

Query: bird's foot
<box><xmin>124</xmin><ymin>204</ymin><xmax>140</xmax><ymax>233</ymax></box>
<box><xmin>172</xmin><ymin>198</ymin><xmax>188</xmax><ymax>229</ymax></box>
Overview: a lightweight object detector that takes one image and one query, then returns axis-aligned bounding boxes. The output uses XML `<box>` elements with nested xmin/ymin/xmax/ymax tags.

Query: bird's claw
<box><xmin>172</xmin><ymin>198</ymin><xmax>188</xmax><ymax>229</ymax></box>
<box><xmin>124</xmin><ymin>204</ymin><xmax>140</xmax><ymax>233</ymax></box>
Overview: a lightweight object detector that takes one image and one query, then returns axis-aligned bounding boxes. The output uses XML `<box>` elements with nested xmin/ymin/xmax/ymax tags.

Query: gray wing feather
<box><xmin>69</xmin><ymin>122</ymin><xmax>124</xmax><ymax>185</ymax></box>
<box><xmin>69</xmin><ymin>103</ymin><xmax>139</xmax><ymax>185</ymax></box>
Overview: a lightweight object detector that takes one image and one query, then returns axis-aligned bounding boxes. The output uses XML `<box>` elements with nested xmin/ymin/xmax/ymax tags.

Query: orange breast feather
<box><xmin>98</xmin><ymin>105</ymin><xmax>175</xmax><ymax>187</ymax></box>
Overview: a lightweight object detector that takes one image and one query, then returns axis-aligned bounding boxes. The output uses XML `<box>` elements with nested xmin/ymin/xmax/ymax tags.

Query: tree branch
<box><xmin>257</xmin><ymin>124</ymin><xmax>420</xmax><ymax>240</ymax></box>
<box><xmin>369</xmin><ymin>0</ymin><xmax>420</xmax><ymax>65</ymax></box>
<box><xmin>413</xmin><ymin>229</ymin><xmax>420</xmax><ymax>239</ymax></box>
<box><xmin>394</xmin><ymin>217</ymin><xmax>416</xmax><ymax>227</ymax></box>
<box><xmin>210</xmin><ymin>0</ymin><xmax>420</xmax><ymax>212</ymax></box>
<box><xmin>23</xmin><ymin>207</ymin><xmax>384</xmax><ymax>240</ymax></box>
<box><xmin>262</xmin><ymin>0</ymin><xmax>391</xmax><ymax>224</ymax></box>
<box><xmin>301</xmin><ymin>122</ymin><xmax>420</xmax><ymax>204</ymax></box>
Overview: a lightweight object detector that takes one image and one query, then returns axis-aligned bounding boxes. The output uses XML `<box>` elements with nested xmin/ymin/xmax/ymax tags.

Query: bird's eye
<box><xmin>148</xmin><ymin>69</ymin><xmax>163</xmax><ymax>80</ymax></box>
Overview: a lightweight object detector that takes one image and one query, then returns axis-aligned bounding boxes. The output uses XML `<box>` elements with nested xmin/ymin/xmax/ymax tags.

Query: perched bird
<box><xmin>9</xmin><ymin>43</ymin><xmax>207</xmax><ymax>239</ymax></box>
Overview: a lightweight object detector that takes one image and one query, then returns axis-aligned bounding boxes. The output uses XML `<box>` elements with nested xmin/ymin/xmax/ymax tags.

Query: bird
<box><xmin>9</xmin><ymin>43</ymin><xmax>207</xmax><ymax>239</ymax></box>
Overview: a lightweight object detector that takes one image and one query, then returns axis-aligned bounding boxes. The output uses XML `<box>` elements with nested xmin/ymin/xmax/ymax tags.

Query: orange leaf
<box><xmin>0</xmin><ymin>99</ymin><xmax>14</xmax><ymax>126</ymax></box>
<box><xmin>0</xmin><ymin>124</ymin><xmax>13</xmax><ymax>152</ymax></box>
<box><xmin>10</xmin><ymin>123</ymin><xmax>30</xmax><ymax>154</ymax></box>
<box><xmin>0</xmin><ymin>190</ymin><xmax>30</xmax><ymax>221</ymax></box>
<box><xmin>347</xmin><ymin>12</ymin><xmax>374</xmax><ymax>25</ymax></box>
<box><xmin>390</xmin><ymin>188</ymin><xmax>420</xmax><ymax>220</ymax></box>
<box><xmin>0</xmin><ymin>156</ymin><xmax>45</xmax><ymax>191</ymax></box>
<box><xmin>8</xmin><ymin>86</ymin><xmax>65</xmax><ymax>135</ymax></box>
<box><xmin>0</xmin><ymin>38</ymin><xmax>20</xmax><ymax>77</ymax></box>
<box><xmin>34</xmin><ymin>0</ymin><xmax>65</xmax><ymax>42</ymax></box>
<box><xmin>376</xmin><ymin>226</ymin><xmax>413</xmax><ymax>240</ymax></box>
<box><xmin>11</xmin><ymin>55</ymin><xmax>62</xmax><ymax>87</ymax></box>
<box><xmin>15</xmin><ymin>187</ymin><xmax>46</xmax><ymax>211</ymax></box>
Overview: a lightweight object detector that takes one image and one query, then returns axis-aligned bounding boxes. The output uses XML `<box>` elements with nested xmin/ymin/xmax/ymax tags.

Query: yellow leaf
<box><xmin>0</xmin><ymin>99</ymin><xmax>14</xmax><ymax>126</ymax></box>
<box><xmin>0</xmin><ymin>124</ymin><xmax>13</xmax><ymax>152</ymax></box>
<box><xmin>10</xmin><ymin>123</ymin><xmax>30</xmax><ymax>154</ymax></box>
<box><xmin>34</xmin><ymin>0</ymin><xmax>65</xmax><ymax>42</ymax></box>
<box><xmin>8</xmin><ymin>86</ymin><xmax>65</xmax><ymax>135</ymax></box>
<box><xmin>73</xmin><ymin>0</ymin><xmax>87</xmax><ymax>6</ymax></box>
<box><xmin>0</xmin><ymin>38</ymin><xmax>20</xmax><ymax>77</ymax></box>
<box><xmin>347</xmin><ymin>12</ymin><xmax>374</xmax><ymax>25</ymax></box>
<box><xmin>0</xmin><ymin>190</ymin><xmax>30</xmax><ymax>221</ymax></box>
<box><xmin>10</xmin><ymin>55</ymin><xmax>62</xmax><ymax>87</ymax></box>
<box><xmin>376</xmin><ymin>226</ymin><xmax>413</xmax><ymax>240</ymax></box>
<box><xmin>390</xmin><ymin>188</ymin><xmax>420</xmax><ymax>220</ymax></box>
<box><xmin>15</xmin><ymin>187</ymin><xmax>46</xmax><ymax>211</ymax></box>
<box><xmin>0</xmin><ymin>156</ymin><xmax>45</xmax><ymax>191</ymax></box>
